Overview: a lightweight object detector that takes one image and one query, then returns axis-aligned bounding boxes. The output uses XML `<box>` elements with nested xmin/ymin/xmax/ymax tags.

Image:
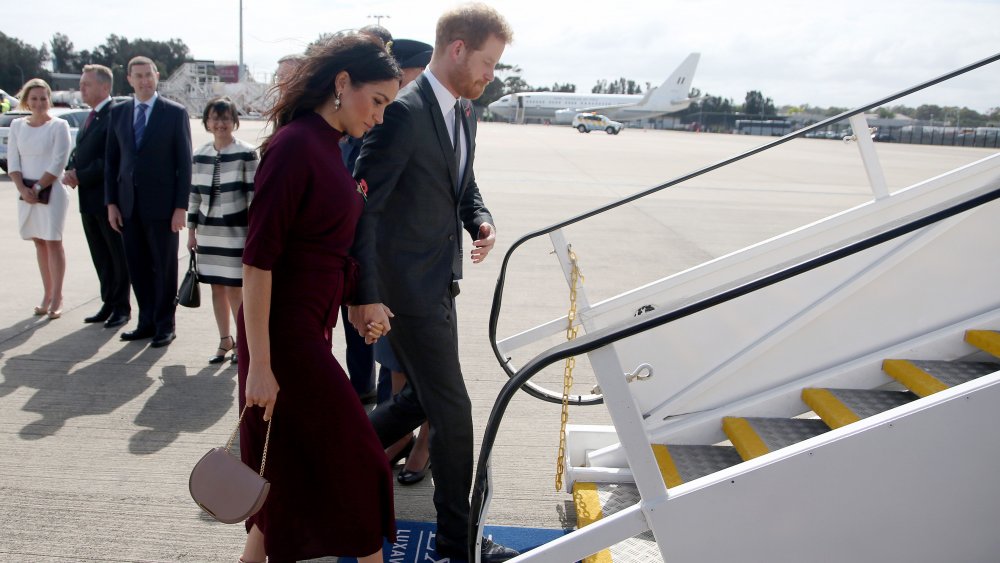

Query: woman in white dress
<box><xmin>8</xmin><ymin>79</ymin><xmax>72</xmax><ymax>319</ymax></box>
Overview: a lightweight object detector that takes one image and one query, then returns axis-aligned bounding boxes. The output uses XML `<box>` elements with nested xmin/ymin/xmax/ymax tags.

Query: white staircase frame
<box><xmin>491</xmin><ymin>113</ymin><xmax>1000</xmax><ymax>561</ymax></box>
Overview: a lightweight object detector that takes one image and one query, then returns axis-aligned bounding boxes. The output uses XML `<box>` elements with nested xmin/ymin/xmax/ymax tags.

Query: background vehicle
<box><xmin>572</xmin><ymin>112</ymin><xmax>624</xmax><ymax>135</ymax></box>
<box><xmin>0</xmin><ymin>108</ymin><xmax>90</xmax><ymax>173</ymax></box>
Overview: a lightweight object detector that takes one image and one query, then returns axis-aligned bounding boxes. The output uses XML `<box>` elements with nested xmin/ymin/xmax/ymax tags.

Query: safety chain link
<box><xmin>555</xmin><ymin>246</ymin><xmax>583</xmax><ymax>491</ymax></box>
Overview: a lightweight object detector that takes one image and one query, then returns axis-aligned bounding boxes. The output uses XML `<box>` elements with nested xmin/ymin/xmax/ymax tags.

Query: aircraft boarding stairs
<box><xmin>470</xmin><ymin>53</ymin><xmax>1000</xmax><ymax>563</ymax></box>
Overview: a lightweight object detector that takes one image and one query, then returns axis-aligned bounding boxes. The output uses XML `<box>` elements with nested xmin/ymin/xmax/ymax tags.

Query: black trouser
<box><xmin>121</xmin><ymin>213</ymin><xmax>178</xmax><ymax>336</ymax></box>
<box><xmin>81</xmin><ymin>211</ymin><xmax>131</xmax><ymax>316</ymax></box>
<box><xmin>368</xmin><ymin>291</ymin><xmax>473</xmax><ymax>546</ymax></box>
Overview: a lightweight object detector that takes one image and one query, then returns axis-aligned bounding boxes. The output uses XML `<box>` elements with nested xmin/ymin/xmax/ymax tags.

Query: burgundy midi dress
<box><xmin>236</xmin><ymin>112</ymin><xmax>395</xmax><ymax>561</ymax></box>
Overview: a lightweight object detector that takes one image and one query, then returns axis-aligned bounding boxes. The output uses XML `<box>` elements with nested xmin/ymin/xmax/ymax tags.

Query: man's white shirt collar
<box><xmin>424</xmin><ymin>69</ymin><xmax>459</xmax><ymax>117</ymax></box>
<box><xmin>94</xmin><ymin>97</ymin><xmax>113</xmax><ymax>112</ymax></box>
<box><xmin>133</xmin><ymin>91</ymin><xmax>158</xmax><ymax>109</ymax></box>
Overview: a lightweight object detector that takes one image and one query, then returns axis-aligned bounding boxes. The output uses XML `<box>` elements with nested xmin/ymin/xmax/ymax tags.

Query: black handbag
<box><xmin>177</xmin><ymin>252</ymin><xmax>201</xmax><ymax>308</ymax></box>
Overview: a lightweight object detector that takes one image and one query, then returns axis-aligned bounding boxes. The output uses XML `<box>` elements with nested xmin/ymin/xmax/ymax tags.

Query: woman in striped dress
<box><xmin>187</xmin><ymin>97</ymin><xmax>258</xmax><ymax>364</ymax></box>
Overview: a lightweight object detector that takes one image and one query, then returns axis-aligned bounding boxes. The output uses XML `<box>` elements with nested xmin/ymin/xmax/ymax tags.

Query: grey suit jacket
<box><xmin>352</xmin><ymin>73</ymin><xmax>493</xmax><ymax>315</ymax></box>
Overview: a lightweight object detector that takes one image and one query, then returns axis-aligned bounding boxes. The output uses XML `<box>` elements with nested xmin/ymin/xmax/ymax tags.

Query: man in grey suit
<box><xmin>106</xmin><ymin>55</ymin><xmax>192</xmax><ymax>348</ymax></box>
<box><xmin>350</xmin><ymin>4</ymin><xmax>518</xmax><ymax>562</ymax></box>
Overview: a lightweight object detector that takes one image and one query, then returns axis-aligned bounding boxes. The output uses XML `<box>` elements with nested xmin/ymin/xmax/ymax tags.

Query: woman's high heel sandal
<box><xmin>209</xmin><ymin>335</ymin><xmax>236</xmax><ymax>364</ymax></box>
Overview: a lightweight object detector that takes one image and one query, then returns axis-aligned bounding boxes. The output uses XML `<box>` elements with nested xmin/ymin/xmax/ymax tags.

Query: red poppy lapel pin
<box><xmin>464</xmin><ymin>101</ymin><xmax>472</xmax><ymax>118</ymax></box>
<box><xmin>356</xmin><ymin>178</ymin><xmax>368</xmax><ymax>202</ymax></box>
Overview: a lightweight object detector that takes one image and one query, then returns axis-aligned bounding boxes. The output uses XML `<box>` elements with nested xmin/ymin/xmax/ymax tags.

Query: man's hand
<box><xmin>63</xmin><ymin>170</ymin><xmax>79</xmax><ymax>188</ymax></box>
<box><xmin>108</xmin><ymin>204</ymin><xmax>124</xmax><ymax>233</ymax></box>
<box><xmin>471</xmin><ymin>222</ymin><xmax>496</xmax><ymax>263</ymax></box>
<box><xmin>349</xmin><ymin>303</ymin><xmax>394</xmax><ymax>338</ymax></box>
<box><xmin>171</xmin><ymin>208</ymin><xmax>186</xmax><ymax>233</ymax></box>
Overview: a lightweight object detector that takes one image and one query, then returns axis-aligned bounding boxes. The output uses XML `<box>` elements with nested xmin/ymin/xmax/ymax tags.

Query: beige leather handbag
<box><xmin>189</xmin><ymin>406</ymin><xmax>272</xmax><ymax>524</ymax></box>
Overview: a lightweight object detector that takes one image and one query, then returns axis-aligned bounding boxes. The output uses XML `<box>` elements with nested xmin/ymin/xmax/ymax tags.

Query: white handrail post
<box><xmin>550</xmin><ymin>228</ymin><xmax>592</xmax><ymax>310</ymax></box>
<box><xmin>849</xmin><ymin>114</ymin><xmax>890</xmax><ymax>200</ymax></box>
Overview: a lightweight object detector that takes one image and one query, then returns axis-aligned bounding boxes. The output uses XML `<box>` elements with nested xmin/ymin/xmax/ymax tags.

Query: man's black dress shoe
<box><xmin>120</xmin><ymin>327</ymin><xmax>155</xmax><ymax>341</ymax></box>
<box><xmin>104</xmin><ymin>313</ymin><xmax>131</xmax><ymax>329</ymax></box>
<box><xmin>151</xmin><ymin>332</ymin><xmax>176</xmax><ymax>348</ymax></box>
<box><xmin>436</xmin><ymin>536</ymin><xmax>520</xmax><ymax>563</ymax></box>
<box><xmin>84</xmin><ymin>307</ymin><xmax>112</xmax><ymax>324</ymax></box>
<box><xmin>397</xmin><ymin>458</ymin><xmax>430</xmax><ymax>485</ymax></box>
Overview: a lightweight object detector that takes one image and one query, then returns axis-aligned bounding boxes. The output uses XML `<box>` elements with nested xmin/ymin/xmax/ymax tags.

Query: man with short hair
<box><xmin>274</xmin><ymin>53</ymin><xmax>305</xmax><ymax>86</ymax></box>
<box><xmin>105</xmin><ymin>56</ymin><xmax>192</xmax><ymax>347</ymax></box>
<box><xmin>63</xmin><ymin>64</ymin><xmax>131</xmax><ymax>328</ymax></box>
<box><xmin>350</xmin><ymin>4</ymin><xmax>518</xmax><ymax>561</ymax></box>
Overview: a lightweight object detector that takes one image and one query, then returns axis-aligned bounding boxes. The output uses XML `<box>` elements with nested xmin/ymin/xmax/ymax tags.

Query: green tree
<box><xmin>90</xmin><ymin>35</ymin><xmax>191</xmax><ymax>95</ymax></box>
<box><xmin>50</xmin><ymin>33</ymin><xmax>79</xmax><ymax>73</ymax></box>
<box><xmin>0</xmin><ymin>32</ymin><xmax>50</xmax><ymax>93</ymax></box>
<box><xmin>742</xmin><ymin>90</ymin><xmax>776</xmax><ymax>117</ymax></box>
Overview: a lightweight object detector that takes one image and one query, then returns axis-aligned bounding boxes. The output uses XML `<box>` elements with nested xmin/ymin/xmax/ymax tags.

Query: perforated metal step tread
<box><xmin>884</xmin><ymin>359</ymin><xmax>1000</xmax><ymax>396</ymax></box>
<box><xmin>653</xmin><ymin>444</ymin><xmax>742</xmax><ymax>487</ymax></box>
<box><xmin>802</xmin><ymin>388</ymin><xmax>918</xmax><ymax>428</ymax></box>
<box><xmin>573</xmin><ymin>482</ymin><xmax>661</xmax><ymax>562</ymax></box>
<box><xmin>723</xmin><ymin>417</ymin><xmax>830</xmax><ymax>460</ymax></box>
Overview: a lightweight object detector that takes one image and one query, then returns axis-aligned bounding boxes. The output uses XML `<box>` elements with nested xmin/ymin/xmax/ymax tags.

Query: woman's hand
<box><xmin>246</xmin><ymin>360</ymin><xmax>280</xmax><ymax>421</ymax></box>
<box><xmin>364</xmin><ymin>321</ymin><xmax>385</xmax><ymax>345</ymax></box>
<box><xmin>18</xmin><ymin>184</ymin><xmax>38</xmax><ymax>204</ymax></box>
<box><xmin>187</xmin><ymin>230</ymin><xmax>197</xmax><ymax>252</ymax></box>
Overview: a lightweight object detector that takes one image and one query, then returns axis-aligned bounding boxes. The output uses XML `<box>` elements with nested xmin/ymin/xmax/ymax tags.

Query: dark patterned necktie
<box><xmin>83</xmin><ymin>110</ymin><xmax>96</xmax><ymax>132</ymax></box>
<box><xmin>134</xmin><ymin>103</ymin><xmax>148</xmax><ymax>148</ymax></box>
<box><xmin>453</xmin><ymin>100</ymin><xmax>461</xmax><ymax>158</ymax></box>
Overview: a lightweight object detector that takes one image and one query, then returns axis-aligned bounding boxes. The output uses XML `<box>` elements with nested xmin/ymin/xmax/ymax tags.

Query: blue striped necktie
<box><xmin>134</xmin><ymin>103</ymin><xmax>148</xmax><ymax>148</ymax></box>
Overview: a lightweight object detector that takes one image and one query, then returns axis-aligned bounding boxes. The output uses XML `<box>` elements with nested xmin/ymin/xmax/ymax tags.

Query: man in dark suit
<box><xmin>63</xmin><ymin>64</ymin><xmax>131</xmax><ymax>329</ymax></box>
<box><xmin>105</xmin><ymin>56</ymin><xmax>192</xmax><ymax>348</ymax></box>
<box><xmin>350</xmin><ymin>5</ymin><xmax>517</xmax><ymax>562</ymax></box>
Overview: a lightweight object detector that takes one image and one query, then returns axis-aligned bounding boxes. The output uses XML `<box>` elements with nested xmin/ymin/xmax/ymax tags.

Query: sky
<box><xmin>5</xmin><ymin>0</ymin><xmax>1000</xmax><ymax>112</ymax></box>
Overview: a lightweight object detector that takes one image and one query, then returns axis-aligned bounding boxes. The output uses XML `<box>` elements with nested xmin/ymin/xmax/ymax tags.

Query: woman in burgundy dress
<box><xmin>237</xmin><ymin>32</ymin><xmax>401</xmax><ymax>563</ymax></box>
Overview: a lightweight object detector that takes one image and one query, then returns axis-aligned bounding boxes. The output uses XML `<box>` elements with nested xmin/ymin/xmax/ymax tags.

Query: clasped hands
<box><xmin>348</xmin><ymin>303</ymin><xmax>394</xmax><ymax>345</ymax></box>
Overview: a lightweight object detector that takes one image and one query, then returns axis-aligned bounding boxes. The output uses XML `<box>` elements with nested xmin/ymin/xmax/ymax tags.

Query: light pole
<box><xmin>368</xmin><ymin>14</ymin><xmax>390</xmax><ymax>27</ymax></box>
<box><xmin>238</xmin><ymin>0</ymin><xmax>244</xmax><ymax>81</ymax></box>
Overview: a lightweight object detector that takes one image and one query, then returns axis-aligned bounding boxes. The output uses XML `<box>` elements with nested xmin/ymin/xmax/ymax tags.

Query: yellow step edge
<box><xmin>651</xmin><ymin>444</ymin><xmax>684</xmax><ymax>488</ymax></box>
<box><xmin>572</xmin><ymin>482</ymin><xmax>613</xmax><ymax>563</ymax></box>
<box><xmin>801</xmin><ymin>388</ymin><xmax>861</xmax><ymax>429</ymax></box>
<box><xmin>722</xmin><ymin>417</ymin><xmax>770</xmax><ymax>461</ymax></box>
<box><xmin>882</xmin><ymin>359</ymin><xmax>949</xmax><ymax>397</ymax></box>
<box><xmin>965</xmin><ymin>330</ymin><xmax>1000</xmax><ymax>359</ymax></box>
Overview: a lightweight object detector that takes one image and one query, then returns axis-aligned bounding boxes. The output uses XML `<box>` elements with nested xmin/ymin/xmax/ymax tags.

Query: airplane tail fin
<box><xmin>641</xmin><ymin>53</ymin><xmax>700</xmax><ymax>109</ymax></box>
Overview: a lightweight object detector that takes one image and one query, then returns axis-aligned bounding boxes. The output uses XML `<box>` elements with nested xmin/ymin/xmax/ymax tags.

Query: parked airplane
<box><xmin>487</xmin><ymin>53</ymin><xmax>700</xmax><ymax>124</ymax></box>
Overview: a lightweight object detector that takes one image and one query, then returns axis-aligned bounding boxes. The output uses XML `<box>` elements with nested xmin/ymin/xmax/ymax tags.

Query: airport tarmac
<box><xmin>0</xmin><ymin>119</ymin><xmax>993</xmax><ymax>562</ymax></box>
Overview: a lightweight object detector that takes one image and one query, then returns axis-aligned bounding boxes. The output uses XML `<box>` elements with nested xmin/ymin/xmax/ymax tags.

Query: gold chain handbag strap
<box><xmin>226</xmin><ymin>404</ymin><xmax>273</xmax><ymax>478</ymax></box>
<box><xmin>555</xmin><ymin>247</ymin><xmax>583</xmax><ymax>491</ymax></box>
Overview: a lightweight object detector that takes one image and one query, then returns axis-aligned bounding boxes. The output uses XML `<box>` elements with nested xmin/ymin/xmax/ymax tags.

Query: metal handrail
<box><xmin>472</xmin><ymin>52</ymin><xmax>1000</xmax><ymax>559</ymax></box>
<box><xmin>487</xmin><ymin>51</ymin><xmax>1000</xmax><ymax>406</ymax></box>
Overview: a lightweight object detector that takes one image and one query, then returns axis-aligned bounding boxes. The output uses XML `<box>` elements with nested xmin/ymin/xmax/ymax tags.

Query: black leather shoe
<box><xmin>120</xmin><ymin>327</ymin><xmax>155</xmax><ymax>341</ymax></box>
<box><xmin>104</xmin><ymin>313</ymin><xmax>131</xmax><ymax>329</ymax></box>
<box><xmin>397</xmin><ymin>458</ymin><xmax>430</xmax><ymax>485</ymax></box>
<box><xmin>151</xmin><ymin>332</ymin><xmax>176</xmax><ymax>348</ymax></box>
<box><xmin>436</xmin><ymin>537</ymin><xmax>520</xmax><ymax>563</ymax></box>
<box><xmin>84</xmin><ymin>307</ymin><xmax>112</xmax><ymax>324</ymax></box>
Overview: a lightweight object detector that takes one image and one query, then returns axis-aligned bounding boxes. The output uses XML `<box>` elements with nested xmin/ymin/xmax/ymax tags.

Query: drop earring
<box><xmin>334</xmin><ymin>91</ymin><xmax>342</xmax><ymax>110</ymax></box>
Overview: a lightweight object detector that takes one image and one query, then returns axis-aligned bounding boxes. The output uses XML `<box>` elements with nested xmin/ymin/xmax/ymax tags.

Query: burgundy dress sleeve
<box><xmin>242</xmin><ymin>130</ymin><xmax>311</xmax><ymax>271</ymax></box>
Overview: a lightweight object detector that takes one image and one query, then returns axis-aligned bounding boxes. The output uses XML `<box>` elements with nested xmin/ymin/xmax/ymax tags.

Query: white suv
<box><xmin>572</xmin><ymin>113</ymin><xmax>623</xmax><ymax>135</ymax></box>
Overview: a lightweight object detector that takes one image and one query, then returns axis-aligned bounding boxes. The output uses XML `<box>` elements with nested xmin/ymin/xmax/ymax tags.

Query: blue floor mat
<box><xmin>338</xmin><ymin>520</ymin><xmax>570</xmax><ymax>562</ymax></box>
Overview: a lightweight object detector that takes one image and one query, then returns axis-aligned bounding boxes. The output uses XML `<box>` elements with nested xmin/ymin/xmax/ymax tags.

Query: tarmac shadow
<box><xmin>130</xmin><ymin>362</ymin><xmax>236</xmax><ymax>455</ymax></box>
<box><xmin>0</xmin><ymin>316</ymin><xmax>55</xmax><ymax>363</ymax></box>
<box><xmin>2</xmin><ymin>328</ymin><xmax>165</xmax><ymax>439</ymax></box>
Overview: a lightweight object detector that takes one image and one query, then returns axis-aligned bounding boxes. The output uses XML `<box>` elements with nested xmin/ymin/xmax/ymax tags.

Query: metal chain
<box><xmin>555</xmin><ymin>246</ymin><xmax>583</xmax><ymax>491</ymax></box>
<box><xmin>227</xmin><ymin>404</ymin><xmax>273</xmax><ymax>477</ymax></box>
